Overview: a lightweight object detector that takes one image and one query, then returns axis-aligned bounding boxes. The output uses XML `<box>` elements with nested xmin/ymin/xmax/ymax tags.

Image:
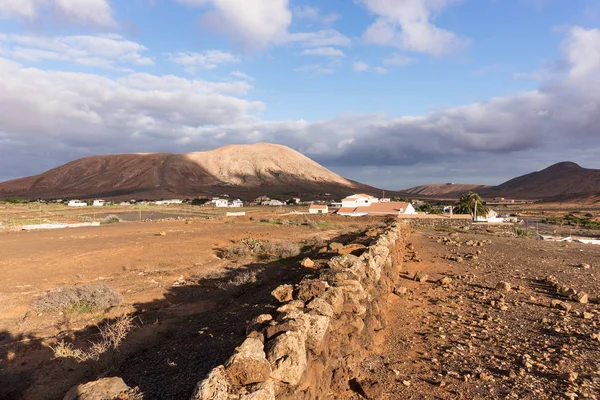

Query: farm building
<box><xmin>92</xmin><ymin>200</ymin><xmax>106</xmax><ymax>207</ymax></box>
<box><xmin>214</xmin><ymin>199</ymin><xmax>230</xmax><ymax>208</ymax></box>
<box><xmin>263</xmin><ymin>200</ymin><xmax>285</xmax><ymax>206</ymax></box>
<box><xmin>337</xmin><ymin>201</ymin><xmax>417</xmax><ymax>217</ymax></box>
<box><xmin>341</xmin><ymin>194</ymin><xmax>379</xmax><ymax>208</ymax></box>
<box><xmin>67</xmin><ymin>200</ymin><xmax>87</xmax><ymax>207</ymax></box>
<box><xmin>230</xmin><ymin>199</ymin><xmax>244</xmax><ymax>208</ymax></box>
<box><xmin>309</xmin><ymin>204</ymin><xmax>328</xmax><ymax>214</ymax></box>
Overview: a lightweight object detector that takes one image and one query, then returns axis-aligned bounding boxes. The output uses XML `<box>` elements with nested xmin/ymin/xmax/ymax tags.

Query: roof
<box><xmin>336</xmin><ymin>207</ymin><xmax>359</xmax><ymax>214</ymax></box>
<box><xmin>342</xmin><ymin>193</ymin><xmax>377</xmax><ymax>201</ymax></box>
<box><xmin>309</xmin><ymin>205</ymin><xmax>328</xmax><ymax>210</ymax></box>
<box><xmin>355</xmin><ymin>202</ymin><xmax>411</xmax><ymax>215</ymax></box>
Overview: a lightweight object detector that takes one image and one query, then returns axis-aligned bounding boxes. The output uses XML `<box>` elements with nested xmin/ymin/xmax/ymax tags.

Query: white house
<box><xmin>68</xmin><ymin>200</ymin><xmax>87</xmax><ymax>207</ymax></box>
<box><xmin>475</xmin><ymin>209</ymin><xmax>504</xmax><ymax>223</ymax></box>
<box><xmin>309</xmin><ymin>204</ymin><xmax>328</xmax><ymax>214</ymax></box>
<box><xmin>337</xmin><ymin>201</ymin><xmax>417</xmax><ymax>217</ymax></box>
<box><xmin>119</xmin><ymin>201</ymin><xmax>131</xmax><ymax>206</ymax></box>
<box><xmin>341</xmin><ymin>194</ymin><xmax>379</xmax><ymax>209</ymax></box>
<box><xmin>92</xmin><ymin>200</ymin><xmax>106</xmax><ymax>207</ymax></box>
<box><xmin>263</xmin><ymin>200</ymin><xmax>285</xmax><ymax>206</ymax></box>
<box><xmin>230</xmin><ymin>199</ymin><xmax>244</xmax><ymax>208</ymax></box>
<box><xmin>214</xmin><ymin>199</ymin><xmax>230</xmax><ymax>208</ymax></box>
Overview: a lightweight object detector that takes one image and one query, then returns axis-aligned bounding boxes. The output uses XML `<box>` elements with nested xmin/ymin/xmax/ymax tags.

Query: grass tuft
<box><xmin>34</xmin><ymin>283</ymin><xmax>123</xmax><ymax>313</ymax></box>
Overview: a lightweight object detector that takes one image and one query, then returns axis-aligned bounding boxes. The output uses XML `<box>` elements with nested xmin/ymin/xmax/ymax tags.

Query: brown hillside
<box><xmin>0</xmin><ymin>143</ymin><xmax>377</xmax><ymax>200</ymax></box>
<box><xmin>401</xmin><ymin>183</ymin><xmax>489</xmax><ymax>197</ymax></box>
<box><xmin>483</xmin><ymin>162</ymin><xmax>600</xmax><ymax>199</ymax></box>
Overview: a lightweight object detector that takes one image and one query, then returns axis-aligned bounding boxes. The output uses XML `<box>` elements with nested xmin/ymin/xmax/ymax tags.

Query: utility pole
<box><xmin>473</xmin><ymin>199</ymin><xmax>478</xmax><ymax>222</ymax></box>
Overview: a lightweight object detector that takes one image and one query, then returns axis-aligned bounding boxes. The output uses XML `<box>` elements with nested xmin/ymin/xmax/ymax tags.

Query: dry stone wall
<box><xmin>191</xmin><ymin>222</ymin><xmax>411</xmax><ymax>400</ymax></box>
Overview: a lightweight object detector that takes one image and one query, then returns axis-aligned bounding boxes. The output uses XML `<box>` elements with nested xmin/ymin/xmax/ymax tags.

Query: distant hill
<box><xmin>483</xmin><ymin>162</ymin><xmax>600</xmax><ymax>199</ymax></box>
<box><xmin>402</xmin><ymin>183</ymin><xmax>489</xmax><ymax>197</ymax></box>
<box><xmin>0</xmin><ymin>143</ymin><xmax>382</xmax><ymax>200</ymax></box>
<box><xmin>401</xmin><ymin>162</ymin><xmax>600</xmax><ymax>201</ymax></box>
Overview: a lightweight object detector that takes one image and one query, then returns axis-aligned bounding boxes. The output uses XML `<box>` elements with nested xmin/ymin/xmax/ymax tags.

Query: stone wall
<box><xmin>406</xmin><ymin>217</ymin><xmax>473</xmax><ymax>229</ymax></box>
<box><xmin>191</xmin><ymin>222</ymin><xmax>411</xmax><ymax>400</ymax></box>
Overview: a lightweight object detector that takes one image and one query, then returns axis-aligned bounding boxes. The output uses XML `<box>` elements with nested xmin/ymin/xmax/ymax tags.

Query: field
<box><xmin>0</xmin><ymin>211</ymin><xmax>383</xmax><ymax>399</ymax></box>
<box><xmin>360</xmin><ymin>227</ymin><xmax>600</xmax><ymax>399</ymax></box>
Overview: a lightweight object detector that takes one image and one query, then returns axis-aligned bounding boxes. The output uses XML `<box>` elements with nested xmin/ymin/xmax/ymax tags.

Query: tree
<box><xmin>454</xmin><ymin>192</ymin><xmax>489</xmax><ymax>218</ymax></box>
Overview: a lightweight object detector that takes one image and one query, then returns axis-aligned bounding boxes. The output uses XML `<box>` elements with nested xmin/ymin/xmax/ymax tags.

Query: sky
<box><xmin>0</xmin><ymin>0</ymin><xmax>600</xmax><ymax>190</ymax></box>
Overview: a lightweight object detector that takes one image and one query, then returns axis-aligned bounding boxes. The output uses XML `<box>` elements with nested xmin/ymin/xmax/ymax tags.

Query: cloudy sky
<box><xmin>0</xmin><ymin>0</ymin><xmax>599</xmax><ymax>189</ymax></box>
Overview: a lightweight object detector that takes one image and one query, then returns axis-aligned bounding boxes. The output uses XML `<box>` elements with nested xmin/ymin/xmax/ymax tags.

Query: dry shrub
<box><xmin>229</xmin><ymin>270</ymin><xmax>258</xmax><ymax>286</ymax></box>
<box><xmin>102</xmin><ymin>214</ymin><xmax>123</xmax><ymax>224</ymax></box>
<box><xmin>220</xmin><ymin>238</ymin><xmax>300</xmax><ymax>261</ymax></box>
<box><xmin>34</xmin><ymin>283</ymin><xmax>123</xmax><ymax>313</ymax></box>
<box><xmin>50</xmin><ymin>315</ymin><xmax>134</xmax><ymax>362</ymax></box>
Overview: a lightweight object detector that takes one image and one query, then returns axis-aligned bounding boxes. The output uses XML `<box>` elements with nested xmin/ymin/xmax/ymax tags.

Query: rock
<box><xmin>496</xmin><ymin>282</ymin><xmax>511</xmax><ymax>292</ymax></box>
<box><xmin>544</xmin><ymin>275</ymin><xmax>559</xmax><ymax>286</ymax></box>
<box><xmin>413</xmin><ymin>271</ymin><xmax>429</xmax><ymax>283</ymax></box>
<box><xmin>271</xmin><ymin>285</ymin><xmax>294</xmax><ymax>303</ymax></box>
<box><xmin>63</xmin><ymin>377</ymin><xmax>131</xmax><ymax>400</ymax></box>
<box><xmin>191</xmin><ymin>366</ymin><xmax>233</xmax><ymax>400</ymax></box>
<box><xmin>158</xmin><ymin>231</ymin><xmax>166</xmax><ymax>236</ymax></box>
<box><xmin>583</xmin><ymin>312</ymin><xmax>593</xmax><ymax>320</ymax></box>
<box><xmin>561</xmin><ymin>371</ymin><xmax>578</xmax><ymax>383</ymax></box>
<box><xmin>225</xmin><ymin>338</ymin><xmax>271</xmax><ymax>386</ymax></box>
<box><xmin>436</xmin><ymin>277</ymin><xmax>453</xmax><ymax>287</ymax></box>
<box><xmin>306</xmin><ymin>298</ymin><xmax>334</xmax><ymax>317</ymax></box>
<box><xmin>321</xmin><ymin>287</ymin><xmax>344</xmax><ymax>315</ymax></box>
<box><xmin>338</xmin><ymin>243</ymin><xmax>367</xmax><ymax>256</ymax></box>
<box><xmin>578</xmin><ymin>263</ymin><xmax>591</xmax><ymax>269</ymax></box>
<box><xmin>455</xmin><ymin>256</ymin><xmax>464</xmax><ymax>263</ymax></box>
<box><xmin>297</xmin><ymin>280</ymin><xmax>329</xmax><ymax>302</ymax></box>
<box><xmin>303</xmin><ymin>313</ymin><xmax>330</xmax><ymax>352</ymax></box>
<box><xmin>266</xmin><ymin>331</ymin><xmax>307</xmax><ymax>385</ymax></box>
<box><xmin>551</xmin><ymin>300</ymin><xmax>572</xmax><ymax>312</ymax></box>
<box><xmin>355</xmin><ymin>379</ymin><xmax>383</xmax><ymax>399</ymax></box>
<box><xmin>392</xmin><ymin>285</ymin><xmax>408</xmax><ymax>296</ymax></box>
<box><xmin>329</xmin><ymin>242</ymin><xmax>344</xmax><ymax>250</ymax></box>
<box><xmin>327</xmin><ymin>254</ymin><xmax>363</xmax><ymax>271</ymax></box>
<box><xmin>301</xmin><ymin>258</ymin><xmax>315</xmax><ymax>269</ymax></box>
<box><xmin>240</xmin><ymin>381</ymin><xmax>276</xmax><ymax>400</ymax></box>
<box><xmin>575</xmin><ymin>291</ymin><xmax>589</xmax><ymax>304</ymax></box>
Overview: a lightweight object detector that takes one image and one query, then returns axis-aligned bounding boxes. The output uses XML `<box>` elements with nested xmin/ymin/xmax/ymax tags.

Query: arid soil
<box><xmin>0</xmin><ymin>215</ymin><xmax>376</xmax><ymax>400</ymax></box>
<box><xmin>361</xmin><ymin>228</ymin><xmax>600</xmax><ymax>399</ymax></box>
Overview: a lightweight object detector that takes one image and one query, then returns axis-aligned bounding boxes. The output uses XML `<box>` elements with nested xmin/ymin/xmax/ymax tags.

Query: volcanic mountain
<box><xmin>0</xmin><ymin>143</ymin><xmax>379</xmax><ymax>200</ymax></box>
<box><xmin>484</xmin><ymin>162</ymin><xmax>600</xmax><ymax>200</ymax></box>
<box><xmin>401</xmin><ymin>162</ymin><xmax>600</xmax><ymax>200</ymax></box>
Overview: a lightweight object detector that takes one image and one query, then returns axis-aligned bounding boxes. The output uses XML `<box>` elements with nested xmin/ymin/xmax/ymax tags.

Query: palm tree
<box><xmin>454</xmin><ymin>192</ymin><xmax>489</xmax><ymax>219</ymax></box>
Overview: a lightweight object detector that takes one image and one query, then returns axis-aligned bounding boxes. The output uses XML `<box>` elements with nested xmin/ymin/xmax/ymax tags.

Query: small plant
<box><xmin>513</xmin><ymin>226</ymin><xmax>531</xmax><ymax>237</ymax></box>
<box><xmin>34</xmin><ymin>283</ymin><xmax>123</xmax><ymax>313</ymax></box>
<box><xmin>50</xmin><ymin>315</ymin><xmax>134</xmax><ymax>362</ymax></box>
<box><xmin>101</xmin><ymin>214</ymin><xmax>123</xmax><ymax>225</ymax></box>
<box><xmin>220</xmin><ymin>238</ymin><xmax>300</xmax><ymax>260</ymax></box>
<box><xmin>230</xmin><ymin>270</ymin><xmax>258</xmax><ymax>286</ymax></box>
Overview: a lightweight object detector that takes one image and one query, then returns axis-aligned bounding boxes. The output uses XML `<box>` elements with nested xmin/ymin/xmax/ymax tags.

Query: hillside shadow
<box><xmin>0</xmin><ymin>227</ymin><xmax>378</xmax><ymax>400</ymax></box>
<box><xmin>0</xmin><ymin>331</ymin><xmax>38</xmax><ymax>400</ymax></box>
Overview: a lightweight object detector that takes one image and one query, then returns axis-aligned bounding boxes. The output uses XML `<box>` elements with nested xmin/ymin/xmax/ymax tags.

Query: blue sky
<box><xmin>1</xmin><ymin>0</ymin><xmax>600</xmax><ymax>189</ymax></box>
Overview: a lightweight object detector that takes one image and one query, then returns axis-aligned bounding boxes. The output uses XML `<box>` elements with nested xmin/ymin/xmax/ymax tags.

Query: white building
<box><xmin>92</xmin><ymin>200</ymin><xmax>105</xmax><ymax>207</ymax></box>
<box><xmin>154</xmin><ymin>199</ymin><xmax>183</xmax><ymax>205</ymax></box>
<box><xmin>214</xmin><ymin>199</ymin><xmax>230</xmax><ymax>208</ymax></box>
<box><xmin>263</xmin><ymin>200</ymin><xmax>285</xmax><ymax>206</ymax></box>
<box><xmin>341</xmin><ymin>194</ymin><xmax>379</xmax><ymax>209</ymax></box>
<box><xmin>475</xmin><ymin>209</ymin><xmax>504</xmax><ymax>223</ymax></box>
<box><xmin>309</xmin><ymin>204</ymin><xmax>328</xmax><ymax>214</ymax></box>
<box><xmin>230</xmin><ymin>199</ymin><xmax>244</xmax><ymax>208</ymax></box>
<box><xmin>119</xmin><ymin>201</ymin><xmax>131</xmax><ymax>206</ymax></box>
<box><xmin>68</xmin><ymin>200</ymin><xmax>87</xmax><ymax>207</ymax></box>
<box><xmin>337</xmin><ymin>201</ymin><xmax>417</xmax><ymax>217</ymax></box>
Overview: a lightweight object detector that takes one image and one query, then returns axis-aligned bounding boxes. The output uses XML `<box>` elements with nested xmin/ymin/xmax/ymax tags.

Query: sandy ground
<box><xmin>0</xmin><ymin>215</ymin><xmax>376</xmax><ymax>400</ymax></box>
<box><xmin>360</xmin><ymin>228</ymin><xmax>600</xmax><ymax>399</ymax></box>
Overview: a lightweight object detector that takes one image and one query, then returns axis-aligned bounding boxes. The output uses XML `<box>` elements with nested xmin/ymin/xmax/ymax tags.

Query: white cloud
<box><xmin>352</xmin><ymin>61</ymin><xmax>387</xmax><ymax>73</ymax></box>
<box><xmin>562</xmin><ymin>26</ymin><xmax>600</xmax><ymax>81</ymax></box>
<box><xmin>169</xmin><ymin>50</ymin><xmax>239</xmax><ymax>73</ymax></box>
<box><xmin>54</xmin><ymin>0</ymin><xmax>115</xmax><ymax>26</ymax></box>
<box><xmin>231</xmin><ymin>71</ymin><xmax>255</xmax><ymax>81</ymax></box>
<box><xmin>176</xmin><ymin>0</ymin><xmax>292</xmax><ymax>50</ymax></box>
<box><xmin>0</xmin><ymin>0</ymin><xmax>115</xmax><ymax>26</ymax></box>
<box><xmin>0</xmin><ymin>33</ymin><xmax>153</xmax><ymax>69</ymax></box>
<box><xmin>285</xmin><ymin>29</ymin><xmax>351</xmax><ymax>48</ymax></box>
<box><xmin>359</xmin><ymin>0</ymin><xmax>468</xmax><ymax>55</ymax></box>
<box><xmin>294</xmin><ymin>5</ymin><xmax>340</xmax><ymax>24</ymax></box>
<box><xmin>382</xmin><ymin>53</ymin><xmax>417</xmax><ymax>66</ymax></box>
<box><xmin>301</xmin><ymin>47</ymin><xmax>345</xmax><ymax>57</ymax></box>
<box><xmin>0</xmin><ymin>0</ymin><xmax>45</xmax><ymax>20</ymax></box>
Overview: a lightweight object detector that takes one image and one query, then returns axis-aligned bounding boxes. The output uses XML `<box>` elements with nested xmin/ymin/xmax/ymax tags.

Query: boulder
<box><xmin>392</xmin><ymin>285</ymin><xmax>408</xmax><ymax>296</ymax></box>
<box><xmin>63</xmin><ymin>377</ymin><xmax>131</xmax><ymax>400</ymax></box>
<box><xmin>301</xmin><ymin>258</ymin><xmax>315</xmax><ymax>269</ymax></box>
<box><xmin>329</xmin><ymin>242</ymin><xmax>344</xmax><ymax>251</ymax></box>
<box><xmin>338</xmin><ymin>243</ymin><xmax>367</xmax><ymax>256</ymax></box>
<box><xmin>413</xmin><ymin>271</ymin><xmax>429</xmax><ymax>283</ymax></box>
<box><xmin>495</xmin><ymin>282</ymin><xmax>511</xmax><ymax>292</ymax></box>
<box><xmin>297</xmin><ymin>280</ymin><xmax>329</xmax><ymax>302</ymax></box>
<box><xmin>321</xmin><ymin>287</ymin><xmax>344</xmax><ymax>315</ymax></box>
<box><xmin>575</xmin><ymin>292</ymin><xmax>589</xmax><ymax>304</ymax></box>
<box><xmin>191</xmin><ymin>366</ymin><xmax>233</xmax><ymax>400</ymax></box>
<box><xmin>225</xmin><ymin>338</ymin><xmax>272</xmax><ymax>386</ymax></box>
<box><xmin>271</xmin><ymin>285</ymin><xmax>294</xmax><ymax>303</ymax></box>
<box><xmin>306</xmin><ymin>298</ymin><xmax>334</xmax><ymax>317</ymax></box>
<box><xmin>266</xmin><ymin>331</ymin><xmax>307</xmax><ymax>385</ymax></box>
<box><xmin>327</xmin><ymin>254</ymin><xmax>363</xmax><ymax>272</ymax></box>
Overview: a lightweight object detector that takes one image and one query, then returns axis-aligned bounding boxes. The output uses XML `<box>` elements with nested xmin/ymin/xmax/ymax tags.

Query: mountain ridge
<box><xmin>0</xmin><ymin>143</ymin><xmax>379</xmax><ymax>200</ymax></box>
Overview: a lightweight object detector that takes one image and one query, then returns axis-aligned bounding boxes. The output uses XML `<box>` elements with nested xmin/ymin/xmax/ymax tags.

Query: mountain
<box><xmin>402</xmin><ymin>183</ymin><xmax>490</xmax><ymax>197</ymax></box>
<box><xmin>0</xmin><ymin>143</ymin><xmax>379</xmax><ymax>200</ymax></box>
<box><xmin>484</xmin><ymin>162</ymin><xmax>600</xmax><ymax>199</ymax></box>
<box><xmin>402</xmin><ymin>162</ymin><xmax>600</xmax><ymax>201</ymax></box>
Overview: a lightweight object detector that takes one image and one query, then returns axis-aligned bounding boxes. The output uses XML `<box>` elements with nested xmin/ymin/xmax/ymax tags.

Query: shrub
<box><xmin>230</xmin><ymin>270</ymin><xmax>258</xmax><ymax>286</ymax></box>
<box><xmin>34</xmin><ymin>283</ymin><xmax>123</xmax><ymax>313</ymax></box>
<box><xmin>259</xmin><ymin>241</ymin><xmax>301</xmax><ymax>259</ymax></box>
<box><xmin>50</xmin><ymin>315</ymin><xmax>133</xmax><ymax>362</ymax></box>
<box><xmin>220</xmin><ymin>238</ymin><xmax>300</xmax><ymax>260</ymax></box>
<box><xmin>101</xmin><ymin>215</ymin><xmax>123</xmax><ymax>225</ymax></box>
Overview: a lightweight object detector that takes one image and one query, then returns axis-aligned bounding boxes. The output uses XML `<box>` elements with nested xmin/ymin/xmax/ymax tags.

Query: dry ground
<box><xmin>0</xmin><ymin>214</ymin><xmax>378</xmax><ymax>400</ymax></box>
<box><xmin>361</xmin><ymin>227</ymin><xmax>600</xmax><ymax>399</ymax></box>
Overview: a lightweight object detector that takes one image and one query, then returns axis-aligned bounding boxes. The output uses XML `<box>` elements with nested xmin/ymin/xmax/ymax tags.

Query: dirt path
<box><xmin>361</xmin><ymin>228</ymin><xmax>600</xmax><ymax>400</ymax></box>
